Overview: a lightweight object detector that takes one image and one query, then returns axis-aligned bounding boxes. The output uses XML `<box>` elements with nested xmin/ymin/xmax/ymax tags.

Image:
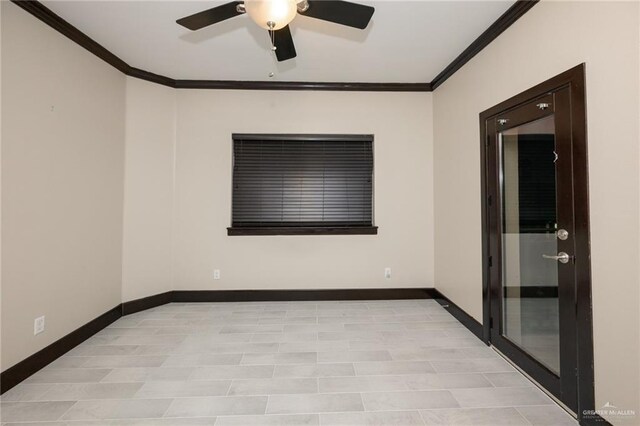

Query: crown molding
<box><xmin>430</xmin><ymin>0</ymin><xmax>539</xmax><ymax>90</ymax></box>
<box><xmin>10</xmin><ymin>0</ymin><xmax>538</xmax><ymax>91</ymax></box>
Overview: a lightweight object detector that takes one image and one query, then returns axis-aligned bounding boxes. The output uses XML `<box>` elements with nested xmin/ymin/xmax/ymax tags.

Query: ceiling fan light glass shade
<box><xmin>245</xmin><ymin>0</ymin><xmax>297</xmax><ymax>30</ymax></box>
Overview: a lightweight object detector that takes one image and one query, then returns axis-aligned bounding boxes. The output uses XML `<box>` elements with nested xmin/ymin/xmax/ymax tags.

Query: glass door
<box><xmin>486</xmin><ymin>90</ymin><xmax>579</xmax><ymax>413</ymax></box>
<box><xmin>500</xmin><ymin>114</ymin><xmax>562</xmax><ymax>375</ymax></box>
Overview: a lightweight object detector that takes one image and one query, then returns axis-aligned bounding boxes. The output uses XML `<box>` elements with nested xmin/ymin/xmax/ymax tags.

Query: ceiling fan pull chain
<box><xmin>267</xmin><ymin>21</ymin><xmax>277</xmax><ymax>51</ymax></box>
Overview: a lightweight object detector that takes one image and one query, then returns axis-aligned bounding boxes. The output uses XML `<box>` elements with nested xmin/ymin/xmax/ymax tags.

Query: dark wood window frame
<box><xmin>228</xmin><ymin>134</ymin><xmax>378</xmax><ymax>236</ymax></box>
<box><xmin>480</xmin><ymin>64</ymin><xmax>597</xmax><ymax>424</ymax></box>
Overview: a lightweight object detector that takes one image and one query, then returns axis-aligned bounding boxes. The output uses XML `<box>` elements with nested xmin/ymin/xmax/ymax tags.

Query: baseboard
<box><xmin>0</xmin><ymin>305</ymin><xmax>121</xmax><ymax>394</ymax></box>
<box><xmin>121</xmin><ymin>291</ymin><xmax>173</xmax><ymax>315</ymax></box>
<box><xmin>173</xmin><ymin>288</ymin><xmax>433</xmax><ymax>303</ymax></box>
<box><xmin>426</xmin><ymin>289</ymin><xmax>484</xmax><ymax>340</ymax></box>
<box><xmin>504</xmin><ymin>286</ymin><xmax>558</xmax><ymax>298</ymax></box>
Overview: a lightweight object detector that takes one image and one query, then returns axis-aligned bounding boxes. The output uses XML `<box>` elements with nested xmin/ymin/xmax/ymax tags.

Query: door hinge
<box><xmin>489</xmin><ymin>317</ymin><xmax>494</xmax><ymax>329</ymax></box>
<box><xmin>488</xmin><ymin>256</ymin><xmax>493</xmax><ymax>267</ymax></box>
<box><xmin>488</xmin><ymin>195</ymin><xmax>492</xmax><ymax>206</ymax></box>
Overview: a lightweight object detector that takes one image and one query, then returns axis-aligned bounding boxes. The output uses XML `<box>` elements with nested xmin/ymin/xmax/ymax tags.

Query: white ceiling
<box><xmin>42</xmin><ymin>0</ymin><xmax>515</xmax><ymax>82</ymax></box>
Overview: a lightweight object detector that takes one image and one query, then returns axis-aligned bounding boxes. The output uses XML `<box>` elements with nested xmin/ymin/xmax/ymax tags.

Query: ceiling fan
<box><xmin>176</xmin><ymin>0</ymin><xmax>375</xmax><ymax>62</ymax></box>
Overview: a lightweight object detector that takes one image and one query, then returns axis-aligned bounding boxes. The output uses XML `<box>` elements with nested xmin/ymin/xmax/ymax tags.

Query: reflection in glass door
<box><xmin>499</xmin><ymin>115</ymin><xmax>560</xmax><ymax>375</ymax></box>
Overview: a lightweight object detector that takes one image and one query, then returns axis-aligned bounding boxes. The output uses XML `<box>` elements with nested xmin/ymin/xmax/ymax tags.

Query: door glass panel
<box><xmin>499</xmin><ymin>115</ymin><xmax>560</xmax><ymax>375</ymax></box>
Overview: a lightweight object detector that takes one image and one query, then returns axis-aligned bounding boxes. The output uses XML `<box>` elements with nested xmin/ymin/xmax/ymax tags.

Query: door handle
<box><xmin>542</xmin><ymin>252</ymin><xmax>570</xmax><ymax>264</ymax></box>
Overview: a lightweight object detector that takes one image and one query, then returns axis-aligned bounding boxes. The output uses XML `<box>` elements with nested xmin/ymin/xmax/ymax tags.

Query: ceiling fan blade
<box><xmin>272</xmin><ymin>25</ymin><xmax>297</xmax><ymax>62</ymax></box>
<box><xmin>177</xmin><ymin>2</ymin><xmax>243</xmax><ymax>31</ymax></box>
<box><xmin>300</xmin><ymin>1</ymin><xmax>374</xmax><ymax>30</ymax></box>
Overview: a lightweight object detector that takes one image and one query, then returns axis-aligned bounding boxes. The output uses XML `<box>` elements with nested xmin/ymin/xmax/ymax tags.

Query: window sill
<box><xmin>227</xmin><ymin>226</ymin><xmax>378</xmax><ymax>236</ymax></box>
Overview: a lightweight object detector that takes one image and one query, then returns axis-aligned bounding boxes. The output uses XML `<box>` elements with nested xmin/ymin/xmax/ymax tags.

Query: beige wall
<box><xmin>122</xmin><ymin>79</ymin><xmax>176</xmax><ymax>301</ymax></box>
<box><xmin>121</xmin><ymin>86</ymin><xmax>434</xmax><ymax>297</ymax></box>
<box><xmin>433</xmin><ymin>0</ymin><xmax>640</xmax><ymax>423</ymax></box>
<box><xmin>1</xmin><ymin>2</ymin><xmax>126</xmax><ymax>370</ymax></box>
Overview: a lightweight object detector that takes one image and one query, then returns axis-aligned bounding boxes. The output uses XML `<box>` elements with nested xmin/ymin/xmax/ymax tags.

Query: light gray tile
<box><xmin>343</xmin><ymin>323</ymin><xmax>406</xmax><ymax>332</ymax></box>
<box><xmin>0</xmin><ymin>384</ymin><xmax>53</xmax><ymax>402</ymax></box>
<box><xmin>319</xmin><ymin>376</ymin><xmax>407</xmax><ymax>393</ymax></box>
<box><xmin>355</xmin><ymin>361</ymin><xmax>435</xmax><ymax>376</ymax></box>
<box><xmin>251</xmin><ymin>333</ymin><xmax>317</xmax><ymax>343</ymax></box>
<box><xmin>216</xmin><ymin>414</ymin><xmax>319</xmax><ymax>426</ymax></box>
<box><xmin>133</xmin><ymin>345</ymin><xmax>180</xmax><ymax>355</ymax></box>
<box><xmin>0</xmin><ymin>401</ymin><xmax>76</xmax><ymax>422</ymax></box>
<box><xmin>516</xmin><ymin>405</ymin><xmax>578</xmax><ymax>425</ymax></box>
<box><xmin>267</xmin><ymin>393</ymin><xmax>364</xmax><ymax>414</ymax></box>
<box><xmin>320</xmin><ymin>411</ymin><xmax>424</xmax><ymax>426</ymax></box>
<box><xmin>220</xmin><ymin>325</ymin><xmax>284</xmax><ymax>334</ymax></box>
<box><xmin>484</xmin><ymin>372</ymin><xmax>534</xmax><ymax>387</ymax></box>
<box><xmin>318</xmin><ymin>316</ymin><xmax>373</xmax><ymax>324</ymax></box>
<box><xmin>279</xmin><ymin>341</ymin><xmax>348</xmax><ymax>353</ymax></box>
<box><xmin>162</xmin><ymin>353</ymin><xmax>242</xmax><ymax>367</ymax></box>
<box><xmin>391</xmin><ymin>347</ymin><xmax>495</xmax><ymax>361</ymax></box>
<box><xmin>404</xmin><ymin>373</ymin><xmax>493</xmax><ymax>390</ymax></box>
<box><xmin>25</xmin><ymin>368</ymin><xmax>111</xmax><ymax>384</ymax></box>
<box><xmin>67</xmin><ymin>345</ymin><xmax>140</xmax><ymax>356</ymax></box>
<box><xmin>283</xmin><ymin>324</ymin><xmax>344</xmax><ymax>333</ymax></box>
<box><xmin>405</xmin><ymin>322</ymin><xmax>464</xmax><ymax>330</ymax></box>
<box><xmin>273</xmin><ymin>363</ymin><xmax>355</xmax><ymax>378</ymax></box>
<box><xmin>318</xmin><ymin>351</ymin><xmax>392</xmax><ymax>363</ymax></box>
<box><xmin>165</xmin><ymin>396</ymin><xmax>268</xmax><ymax>417</ymax></box>
<box><xmin>184</xmin><ymin>334</ymin><xmax>253</xmax><ymax>344</ymax></box>
<box><xmin>100</xmin><ymin>327</ymin><xmax>162</xmax><ymax>336</ymax></box>
<box><xmin>362</xmin><ymin>390</ymin><xmax>459</xmax><ymax>411</ymax></box>
<box><xmin>373</xmin><ymin>314</ymin><xmax>433</xmax><ymax>323</ymax></box>
<box><xmin>259</xmin><ymin>317</ymin><xmax>317</xmax><ymax>325</ymax></box>
<box><xmin>135</xmin><ymin>380</ymin><xmax>231</xmax><ymax>398</ymax></box>
<box><xmin>81</xmin><ymin>355</ymin><xmax>167</xmax><ymax>368</ymax></box>
<box><xmin>174</xmin><ymin>342</ymin><xmax>279</xmax><ymax>354</ymax></box>
<box><xmin>228</xmin><ymin>378</ymin><xmax>317</xmax><ymax>395</ymax></box>
<box><xmin>39</xmin><ymin>383</ymin><xmax>143</xmax><ymax>400</ymax></box>
<box><xmin>241</xmin><ymin>352</ymin><xmax>317</xmax><ymax>365</ymax></box>
<box><xmin>430</xmin><ymin>358</ymin><xmax>515</xmax><ymax>373</ymax></box>
<box><xmin>420</xmin><ymin>407</ymin><xmax>529</xmax><ymax>425</ymax></box>
<box><xmin>46</xmin><ymin>356</ymin><xmax>91</xmax><ymax>369</ymax></box>
<box><xmin>191</xmin><ymin>365</ymin><xmax>275</xmax><ymax>380</ymax></box>
<box><xmin>111</xmin><ymin>335</ymin><xmax>186</xmax><ymax>345</ymax></box>
<box><xmin>101</xmin><ymin>367</ymin><xmax>194</xmax><ymax>382</ymax></box>
<box><xmin>450</xmin><ymin>387</ymin><xmax>554</xmax><ymax>408</ymax></box>
<box><xmin>62</xmin><ymin>399</ymin><xmax>172</xmax><ymax>420</ymax></box>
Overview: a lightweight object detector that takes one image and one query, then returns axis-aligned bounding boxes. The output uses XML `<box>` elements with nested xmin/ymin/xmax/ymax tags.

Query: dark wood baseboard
<box><xmin>173</xmin><ymin>288</ymin><xmax>431</xmax><ymax>303</ymax></box>
<box><xmin>121</xmin><ymin>291</ymin><xmax>173</xmax><ymax>315</ymax></box>
<box><xmin>504</xmin><ymin>286</ymin><xmax>559</xmax><ymax>298</ymax></box>
<box><xmin>0</xmin><ymin>305</ymin><xmax>121</xmax><ymax>394</ymax></box>
<box><xmin>426</xmin><ymin>289</ymin><xmax>484</xmax><ymax>340</ymax></box>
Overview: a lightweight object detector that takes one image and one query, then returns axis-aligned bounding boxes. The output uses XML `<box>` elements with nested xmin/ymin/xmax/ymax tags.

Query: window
<box><xmin>229</xmin><ymin>134</ymin><xmax>376</xmax><ymax>235</ymax></box>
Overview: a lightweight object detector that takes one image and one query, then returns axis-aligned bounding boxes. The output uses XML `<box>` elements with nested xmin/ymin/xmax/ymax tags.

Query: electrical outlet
<box><xmin>384</xmin><ymin>267</ymin><xmax>392</xmax><ymax>279</ymax></box>
<box><xmin>34</xmin><ymin>316</ymin><xmax>45</xmax><ymax>335</ymax></box>
<box><xmin>213</xmin><ymin>269</ymin><xmax>221</xmax><ymax>280</ymax></box>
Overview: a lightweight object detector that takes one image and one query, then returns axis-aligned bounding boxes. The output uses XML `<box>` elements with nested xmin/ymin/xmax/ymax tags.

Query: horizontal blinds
<box><xmin>232</xmin><ymin>137</ymin><xmax>373</xmax><ymax>227</ymax></box>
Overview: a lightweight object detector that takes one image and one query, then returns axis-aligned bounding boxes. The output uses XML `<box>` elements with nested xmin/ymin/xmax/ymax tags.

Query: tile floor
<box><xmin>0</xmin><ymin>299</ymin><xmax>577</xmax><ymax>425</ymax></box>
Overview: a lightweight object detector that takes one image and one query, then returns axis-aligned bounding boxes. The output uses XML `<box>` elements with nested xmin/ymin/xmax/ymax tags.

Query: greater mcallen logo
<box><xmin>583</xmin><ymin>402</ymin><xmax>636</xmax><ymax>419</ymax></box>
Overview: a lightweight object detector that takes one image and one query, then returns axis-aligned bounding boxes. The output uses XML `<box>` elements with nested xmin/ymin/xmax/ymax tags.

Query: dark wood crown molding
<box><xmin>10</xmin><ymin>0</ymin><xmax>538</xmax><ymax>92</ymax></box>
<box><xmin>430</xmin><ymin>0</ymin><xmax>539</xmax><ymax>90</ymax></box>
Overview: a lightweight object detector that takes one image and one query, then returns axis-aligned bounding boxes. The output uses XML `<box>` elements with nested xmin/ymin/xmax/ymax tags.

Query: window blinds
<box><xmin>231</xmin><ymin>135</ymin><xmax>374</xmax><ymax>228</ymax></box>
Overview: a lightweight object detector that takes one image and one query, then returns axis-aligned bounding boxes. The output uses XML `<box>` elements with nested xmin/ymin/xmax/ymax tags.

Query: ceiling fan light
<box><xmin>245</xmin><ymin>0</ymin><xmax>297</xmax><ymax>30</ymax></box>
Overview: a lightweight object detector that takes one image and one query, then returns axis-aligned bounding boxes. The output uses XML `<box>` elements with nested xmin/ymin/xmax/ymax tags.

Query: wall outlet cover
<box><xmin>384</xmin><ymin>267</ymin><xmax>392</xmax><ymax>279</ymax></box>
<box><xmin>213</xmin><ymin>269</ymin><xmax>221</xmax><ymax>280</ymax></box>
<box><xmin>34</xmin><ymin>316</ymin><xmax>45</xmax><ymax>335</ymax></box>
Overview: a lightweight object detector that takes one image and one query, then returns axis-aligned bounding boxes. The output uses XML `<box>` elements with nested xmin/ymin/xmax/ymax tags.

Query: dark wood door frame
<box><xmin>480</xmin><ymin>64</ymin><xmax>598</xmax><ymax>424</ymax></box>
